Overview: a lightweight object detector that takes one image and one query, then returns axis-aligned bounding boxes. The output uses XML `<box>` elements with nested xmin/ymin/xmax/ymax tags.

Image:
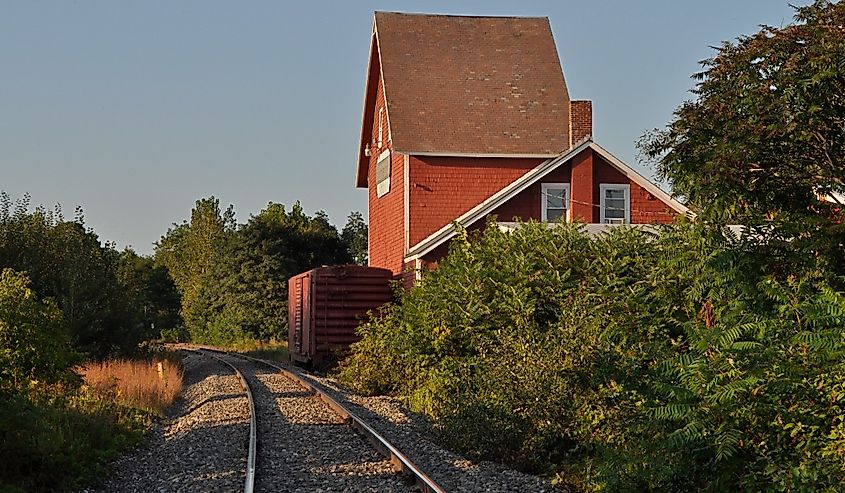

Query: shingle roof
<box><xmin>357</xmin><ymin>12</ymin><xmax>572</xmax><ymax>186</ymax></box>
<box><xmin>378</xmin><ymin>11</ymin><xmax>571</xmax><ymax>154</ymax></box>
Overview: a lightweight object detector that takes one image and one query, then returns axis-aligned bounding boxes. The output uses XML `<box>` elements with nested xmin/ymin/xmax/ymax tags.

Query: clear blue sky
<box><xmin>1</xmin><ymin>1</ymin><xmax>799</xmax><ymax>255</ymax></box>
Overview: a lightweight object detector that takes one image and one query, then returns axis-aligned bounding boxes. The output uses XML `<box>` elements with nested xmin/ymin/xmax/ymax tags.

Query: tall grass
<box><xmin>79</xmin><ymin>357</ymin><xmax>183</xmax><ymax>415</ymax></box>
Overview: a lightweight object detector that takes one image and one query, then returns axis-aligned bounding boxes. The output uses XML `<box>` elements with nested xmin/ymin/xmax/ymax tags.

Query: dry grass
<box><xmin>79</xmin><ymin>356</ymin><xmax>184</xmax><ymax>415</ymax></box>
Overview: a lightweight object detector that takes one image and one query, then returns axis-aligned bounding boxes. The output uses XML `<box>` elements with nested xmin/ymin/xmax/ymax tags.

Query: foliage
<box><xmin>116</xmin><ymin>249</ymin><xmax>182</xmax><ymax>341</ymax></box>
<box><xmin>0</xmin><ymin>262</ymin><xmax>161</xmax><ymax>491</ymax></box>
<box><xmin>237</xmin><ymin>339</ymin><xmax>290</xmax><ymax>365</ymax></box>
<box><xmin>0</xmin><ymin>192</ymin><xmax>171</xmax><ymax>358</ymax></box>
<box><xmin>155</xmin><ymin>196</ymin><xmax>236</xmax><ymax>342</ymax></box>
<box><xmin>0</xmin><ymin>269</ymin><xmax>77</xmax><ymax>390</ymax></box>
<box><xmin>639</xmin><ymin>0</ymin><xmax>845</xmax><ymax>272</ymax></box>
<box><xmin>156</xmin><ymin>199</ymin><xmax>356</xmax><ymax>345</ymax></box>
<box><xmin>208</xmin><ymin>202</ymin><xmax>351</xmax><ymax>340</ymax></box>
<box><xmin>0</xmin><ymin>382</ymin><xmax>149</xmax><ymax>492</ymax></box>
<box><xmin>342</xmin><ymin>211</ymin><xmax>369</xmax><ymax>265</ymax></box>
<box><xmin>339</xmin><ymin>220</ymin><xmax>845</xmax><ymax>491</ymax></box>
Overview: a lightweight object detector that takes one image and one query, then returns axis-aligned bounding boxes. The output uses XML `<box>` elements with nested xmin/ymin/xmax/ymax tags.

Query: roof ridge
<box><xmin>374</xmin><ymin>11</ymin><xmax>549</xmax><ymax>20</ymax></box>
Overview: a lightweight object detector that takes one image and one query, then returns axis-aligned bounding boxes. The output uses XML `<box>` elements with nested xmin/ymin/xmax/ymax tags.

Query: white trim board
<box><xmin>404</xmin><ymin>139</ymin><xmax>689</xmax><ymax>261</ymax></box>
<box><xmin>355</xmin><ymin>19</ymin><xmax>378</xmax><ymax>187</ymax></box>
<box><xmin>395</xmin><ymin>150</ymin><xmax>560</xmax><ymax>159</ymax></box>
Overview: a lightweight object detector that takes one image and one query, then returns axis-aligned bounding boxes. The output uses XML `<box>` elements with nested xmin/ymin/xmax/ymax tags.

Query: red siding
<box><xmin>630</xmin><ymin>183</ymin><xmax>677</xmax><ymax>224</ymax></box>
<box><xmin>593</xmin><ymin>154</ymin><xmax>676</xmax><ymax>224</ymax></box>
<box><xmin>367</xmin><ymin>71</ymin><xmax>406</xmax><ymax>275</ymax></box>
<box><xmin>408</xmin><ymin>156</ymin><xmax>543</xmax><ymax>246</ymax></box>
<box><xmin>439</xmin><ymin>149</ymin><xmax>676</xmax><ymax>231</ymax></box>
<box><xmin>410</xmin><ymin>149</ymin><xmax>678</xmax><ymax>280</ymax></box>
<box><xmin>570</xmin><ymin>148</ymin><xmax>594</xmax><ymax>221</ymax></box>
<box><xmin>491</xmin><ymin>164</ymin><xmax>571</xmax><ymax>221</ymax></box>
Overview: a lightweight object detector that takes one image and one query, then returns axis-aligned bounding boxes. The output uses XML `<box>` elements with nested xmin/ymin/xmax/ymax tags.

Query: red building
<box><xmin>356</xmin><ymin>12</ymin><xmax>687</xmax><ymax>278</ymax></box>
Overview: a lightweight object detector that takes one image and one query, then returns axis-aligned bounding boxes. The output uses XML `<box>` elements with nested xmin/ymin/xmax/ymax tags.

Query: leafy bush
<box><xmin>0</xmin><ymin>267</ymin><xmax>161</xmax><ymax>491</ymax></box>
<box><xmin>0</xmin><ymin>383</ymin><xmax>149</xmax><ymax>492</ymax></box>
<box><xmin>339</xmin><ymin>220</ymin><xmax>845</xmax><ymax>491</ymax></box>
<box><xmin>0</xmin><ymin>268</ymin><xmax>77</xmax><ymax>389</ymax></box>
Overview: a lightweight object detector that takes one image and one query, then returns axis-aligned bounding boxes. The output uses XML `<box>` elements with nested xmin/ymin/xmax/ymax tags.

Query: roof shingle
<box><xmin>374</xmin><ymin>12</ymin><xmax>571</xmax><ymax>155</ymax></box>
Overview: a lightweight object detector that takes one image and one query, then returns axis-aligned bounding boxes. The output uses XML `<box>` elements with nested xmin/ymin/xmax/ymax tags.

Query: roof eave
<box><xmin>355</xmin><ymin>16</ymin><xmax>378</xmax><ymax>188</ymax></box>
<box><xmin>396</xmin><ymin>150</ymin><xmax>560</xmax><ymax>159</ymax></box>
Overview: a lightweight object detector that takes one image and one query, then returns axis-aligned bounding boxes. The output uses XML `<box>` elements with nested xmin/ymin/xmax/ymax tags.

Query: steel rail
<box><xmin>231</xmin><ymin>351</ymin><xmax>447</xmax><ymax>493</ymax></box>
<box><xmin>184</xmin><ymin>348</ymin><xmax>257</xmax><ymax>493</ymax></box>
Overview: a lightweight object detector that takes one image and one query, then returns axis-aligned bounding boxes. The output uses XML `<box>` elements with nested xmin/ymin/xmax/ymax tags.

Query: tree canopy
<box><xmin>155</xmin><ymin>198</ymin><xmax>362</xmax><ymax>344</ymax></box>
<box><xmin>641</xmin><ymin>0</ymin><xmax>845</xmax><ymax>268</ymax></box>
<box><xmin>341</xmin><ymin>211</ymin><xmax>368</xmax><ymax>265</ymax></box>
<box><xmin>0</xmin><ymin>193</ymin><xmax>174</xmax><ymax>358</ymax></box>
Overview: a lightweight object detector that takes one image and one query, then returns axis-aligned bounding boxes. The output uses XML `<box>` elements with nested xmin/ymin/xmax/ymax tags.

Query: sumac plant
<box><xmin>339</xmin><ymin>220</ymin><xmax>845</xmax><ymax>491</ymax></box>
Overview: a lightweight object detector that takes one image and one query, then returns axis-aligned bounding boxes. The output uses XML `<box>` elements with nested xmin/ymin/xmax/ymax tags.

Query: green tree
<box><xmin>341</xmin><ymin>211</ymin><xmax>368</xmax><ymax>265</ymax></box>
<box><xmin>0</xmin><ymin>193</ymin><xmax>141</xmax><ymax>357</ymax></box>
<box><xmin>116</xmin><ymin>249</ymin><xmax>182</xmax><ymax>340</ymax></box>
<box><xmin>0</xmin><ymin>269</ymin><xmax>75</xmax><ymax>389</ymax></box>
<box><xmin>155</xmin><ymin>197</ymin><xmax>235</xmax><ymax>342</ymax></box>
<box><xmin>208</xmin><ymin>202</ymin><xmax>351</xmax><ymax>341</ymax></box>
<box><xmin>640</xmin><ymin>1</ymin><xmax>845</xmax><ymax>270</ymax></box>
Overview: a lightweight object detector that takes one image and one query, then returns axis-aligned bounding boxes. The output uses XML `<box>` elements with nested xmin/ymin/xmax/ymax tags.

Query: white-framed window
<box><xmin>600</xmin><ymin>183</ymin><xmax>630</xmax><ymax>224</ymax></box>
<box><xmin>376</xmin><ymin>149</ymin><xmax>391</xmax><ymax>197</ymax></box>
<box><xmin>541</xmin><ymin>183</ymin><xmax>570</xmax><ymax>222</ymax></box>
<box><xmin>377</xmin><ymin>108</ymin><xmax>384</xmax><ymax>148</ymax></box>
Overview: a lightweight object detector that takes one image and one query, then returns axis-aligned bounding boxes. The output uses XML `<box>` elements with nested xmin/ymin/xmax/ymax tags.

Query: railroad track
<box><xmin>183</xmin><ymin>349</ymin><xmax>257</xmax><ymax>492</ymax></box>
<box><xmin>184</xmin><ymin>346</ymin><xmax>446</xmax><ymax>493</ymax></box>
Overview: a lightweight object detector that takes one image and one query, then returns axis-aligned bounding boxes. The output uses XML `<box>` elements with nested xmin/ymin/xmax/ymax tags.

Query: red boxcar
<box><xmin>288</xmin><ymin>265</ymin><xmax>394</xmax><ymax>365</ymax></box>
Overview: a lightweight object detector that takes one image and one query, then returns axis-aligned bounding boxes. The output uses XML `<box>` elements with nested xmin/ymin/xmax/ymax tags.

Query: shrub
<box><xmin>0</xmin><ymin>383</ymin><xmax>149</xmax><ymax>491</ymax></box>
<box><xmin>0</xmin><ymin>268</ymin><xmax>77</xmax><ymax>390</ymax></box>
<box><xmin>339</xmin><ymin>220</ymin><xmax>845</xmax><ymax>491</ymax></box>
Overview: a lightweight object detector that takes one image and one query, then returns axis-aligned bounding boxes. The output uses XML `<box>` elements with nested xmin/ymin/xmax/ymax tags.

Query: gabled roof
<box><xmin>357</xmin><ymin>12</ymin><xmax>572</xmax><ymax>187</ymax></box>
<box><xmin>405</xmin><ymin>140</ymin><xmax>690</xmax><ymax>259</ymax></box>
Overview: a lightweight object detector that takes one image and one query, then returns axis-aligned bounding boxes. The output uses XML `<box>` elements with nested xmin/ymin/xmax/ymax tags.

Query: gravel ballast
<box><xmin>92</xmin><ymin>352</ymin><xmax>249</xmax><ymax>492</ymax></box>
<box><xmin>219</xmin><ymin>355</ymin><xmax>412</xmax><ymax>492</ymax></box>
<box><xmin>91</xmin><ymin>350</ymin><xmax>562</xmax><ymax>492</ymax></box>
<box><xmin>293</xmin><ymin>367</ymin><xmax>564</xmax><ymax>493</ymax></box>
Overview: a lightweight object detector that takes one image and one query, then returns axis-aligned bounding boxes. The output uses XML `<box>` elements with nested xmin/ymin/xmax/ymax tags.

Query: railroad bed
<box><xmin>93</xmin><ymin>348</ymin><xmax>560</xmax><ymax>492</ymax></box>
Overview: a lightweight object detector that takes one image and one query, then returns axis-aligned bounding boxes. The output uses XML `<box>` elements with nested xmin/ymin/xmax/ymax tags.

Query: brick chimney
<box><xmin>570</xmin><ymin>100</ymin><xmax>592</xmax><ymax>146</ymax></box>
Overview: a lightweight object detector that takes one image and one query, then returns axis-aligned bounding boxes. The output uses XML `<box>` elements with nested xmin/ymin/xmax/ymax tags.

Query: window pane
<box><xmin>547</xmin><ymin>207</ymin><xmax>565</xmax><ymax>221</ymax></box>
<box><xmin>545</xmin><ymin>188</ymin><xmax>566</xmax><ymax>208</ymax></box>
<box><xmin>605</xmin><ymin>198</ymin><xmax>625</xmax><ymax>210</ymax></box>
<box><xmin>605</xmin><ymin>207</ymin><xmax>625</xmax><ymax>219</ymax></box>
<box><xmin>605</xmin><ymin>188</ymin><xmax>625</xmax><ymax>199</ymax></box>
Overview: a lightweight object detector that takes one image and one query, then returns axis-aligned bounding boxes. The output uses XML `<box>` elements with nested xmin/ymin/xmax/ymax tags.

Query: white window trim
<box><xmin>376</xmin><ymin>149</ymin><xmax>391</xmax><ymax>197</ymax></box>
<box><xmin>541</xmin><ymin>183</ymin><xmax>570</xmax><ymax>222</ymax></box>
<box><xmin>600</xmin><ymin>183</ymin><xmax>630</xmax><ymax>224</ymax></box>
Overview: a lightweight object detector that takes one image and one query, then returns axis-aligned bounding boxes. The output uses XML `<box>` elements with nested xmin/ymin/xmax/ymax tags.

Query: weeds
<box><xmin>236</xmin><ymin>338</ymin><xmax>289</xmax><ymax>364</ymax></box>
<box><xmin>79</xmin><ymin>355</ymin><xmax>183</xmax><ymax>416</ymax></box>
<box><xmin>0</xmin><ymin>382</ymin><xmax>150</xmax><ymax>492</ymax></box>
